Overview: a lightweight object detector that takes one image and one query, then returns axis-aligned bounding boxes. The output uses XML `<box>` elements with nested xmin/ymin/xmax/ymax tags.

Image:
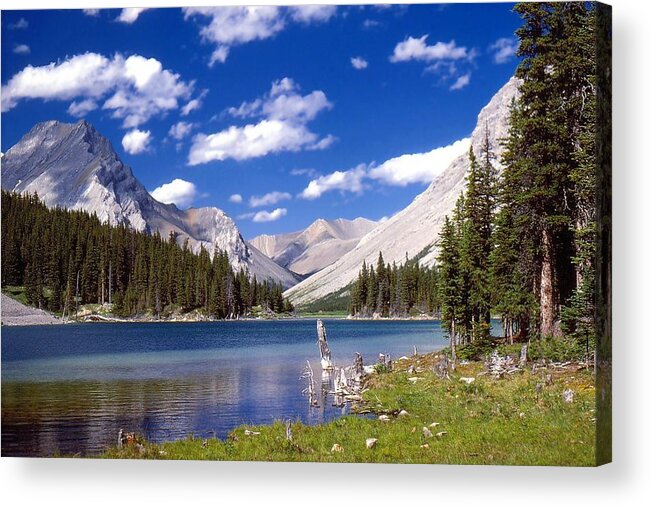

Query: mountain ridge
<box><xmin>285</xmin><ymin>77</ymin><xmax>521</xmax><ymax>305</ymax></box>
<box><xmin>1</xmin><ymin>119</ymin><xmax>300</xmax><ymax>288</ymax></box>
<box><xmin>250</xmin><ymin>217</ymin><xmax>377</xmax><ymax>276</ymax></box>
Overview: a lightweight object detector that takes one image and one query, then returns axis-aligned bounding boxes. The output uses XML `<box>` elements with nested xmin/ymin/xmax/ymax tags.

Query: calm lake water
<box><xmin>1</xmin><ymin>319</ymin><xmax>448</xmax><ymax>457</ymax></box>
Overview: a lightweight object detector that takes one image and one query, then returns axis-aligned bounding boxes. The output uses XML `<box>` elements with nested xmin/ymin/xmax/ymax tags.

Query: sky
<box><xmin>1</xmin><ymin>3</ymin><xmax>521</xmax><ymax>239</ymax></box>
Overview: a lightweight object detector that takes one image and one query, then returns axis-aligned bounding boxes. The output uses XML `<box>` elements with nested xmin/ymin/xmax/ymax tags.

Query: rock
<box><xmin>519</xmin><ymin>412</ymin><xmax>525</xmax><ymax>419</ymax></box>
<box><xmin>422</xmin><ymin>427</ymin><xmax>433</xmax><ymax>438</ymax></box>
<box><xmin>283</xmin><ymin>77</ymin><xmax>522</xmax><ymax>305</ymax></box>
<box><xmin>563</xmin><ymin>389</ymin><xmax>574</xmax><ymax>403</ymax></box>
<box><xmin>398</xmin><ymin>409</ymin><xmax>409</xmax><ymax>417</ymax></box>
<box><xmin>459</xmin><ymin>377</ymin><xmax>475</xmax><ymax>385</ymax></box>
<box><xmin>366</xmin><ymin>438</ymin><xmax>378</xmax><ymax>449</ymax></box>
<box><xmin>1</xmin><ymin>120</ymin><xmax>300</xmax><ymax>288</ymax></box>
<box><xmin>420</xmin><ymin>444</ymin><xmax>430</xmax><ymax>449</ymax></box>
<box><xmin>436</xmin><ymin>431</ymin><xmax>448</xmax><ymax>438</ymax></box>
<box><xmin>331</xmin><ymin>443</ymin><xmax>344</xmax><ymax>453</ymax></box>
<box><xmin>378</xmin><ymin>415</ymin><xmax>390</xmax><ymax>422</ymax></box>
<box><xmin>244</xmin><ymin>429</ymin><xmax>260</xmax><ymax>436</ymax></box>
<box><xmin>407</xmin><ymin>377</ymin><xmax>420</xmax><ymax>383</ymax></box>
<box><xmin>429</xmin><ymin>422</ymin><xmax>440</xmax><ymax>428</ymax></box>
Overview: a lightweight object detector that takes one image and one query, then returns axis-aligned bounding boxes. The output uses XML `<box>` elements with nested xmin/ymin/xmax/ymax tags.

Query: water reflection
<box><xmin>2</xmin><ymin>320</ymin><xmax>455</xmax><ymax>457</ymax></box>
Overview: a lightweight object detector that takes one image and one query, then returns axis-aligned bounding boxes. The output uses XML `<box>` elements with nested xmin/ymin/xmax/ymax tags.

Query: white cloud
<box><xmin>228</xmin><ymin>194</ymin><xmax>243</xmax><ymax>204</ymax></box>
<box><xmin>181</xmin><ymin>90</ymin><xmax>207</xmax><ymax>116</ymax></box>
<box><xmin>83</xmin><ymin>9</ymin><xmax>100</xmax><ymax>17</ymax></box>
<box><xmin>67</xmin><ymin>98</ymin><xmax>98</xmax><ymax>117</ymax></box>
<box><xmin>300</xmin><ymin>137</ymin><xmax>471</xmax><ymax>199</ymax></box>
<box><xmin>490</xmin><ymin>37</ymin><xmax>518</xmax><ymax>64</ymax></box>
<box><xmin>290</xmin><ymin>168</ymin><xmax>319</xmax><ymax>178</ymax></box>
<box><xmin>368</xmin><ymin>138</ymin><xmax>470</xmax><ymax>186</ymax></box>
<box><xmin>288</xmin><ymin>5</ymin><xmax>337</xmax><ymax>24</ymax></box>
<box><xmin>299</xmin><ymin>164</ymin><xmax>367</xmax><ymax>200</ymax></box>
<box><xmin>450</xmin><ymin>73</ymin><xmax>471</xmax><ymax>91</ymax></box>
<box><xmin>13</xmin><ymin>44</ymin><xmax>30</xmax><ymax>55</ymax></box>
<box><xmin>362</xmin><ymin>19</ymin><xmax>381</xmax><ymax>29</ymax></box>
<box><xmin>1</xmin><ymin>52</ymin><xmax>194</xmax><ymax>128</ymax></box>
<box><xmin>151</xmin><ymin>178</ymin><xmax>198</xmax><ymax>209</ymax></box>
<box><xmin>189</xmin><ymin>120</ymin><xmax>323</xmax><ymax>164</ymax></box>
<box><xmin>249</xmin><ymin>191</ymin><xmax>291</xmax><ymax>208</ymax></box>
<box><xmin>390</xmin><ymin>35</ymin><xmax>468</xmax><ymax>63</ymax></box>
<box><xmin>168</xmin><ymin>121</ymin><xmax>195</xmax><ymax>140</ymax></box>
<box><xmin>117</xmin><ymin>8</ymin><xmax>150</xmax><ymax>24</ymax></box>
<box><xmin>183</xmin><ymin>6</ymin><xmax>336</xmax><ymax>65</ymax></box>
<box><xmin>252</xmin><ymin>208</ymin><xmax>287</xmax><ymax>223</ymax></box>
<box><xmin>121</xmin><ymin>129</ymin><xmax>152</xmax><ymax>154</ymax></box>
<box><xmin>8</xmin><ymin>18</ymin><xmax>28</xmax><ymax>30</ymax></box>
<box><xmin>351</xmin><ymin>56</ymin><xmax>369</xmax><ymax>70</ymax></box>
<box><xmin>189</xmin><ymin>78</ymin><xmax>333</xmax><ymax>165</ymax></box>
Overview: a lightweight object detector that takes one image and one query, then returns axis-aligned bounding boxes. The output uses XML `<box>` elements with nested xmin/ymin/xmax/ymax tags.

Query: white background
<box><xmin>1</xmin><ymin>1</ymin><xmax>649</xmax><ymax>504</ymax></box>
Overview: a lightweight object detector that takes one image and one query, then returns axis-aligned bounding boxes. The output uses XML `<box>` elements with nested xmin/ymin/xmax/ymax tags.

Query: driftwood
<box><xmin>434</xmin><ymin>355</ymin><xmax>451</xmax><ymax>379</ymax></box>
<box><xmin>317</xmin><ymin>319</ymin><xmax>334</xmax><ymax>370</ymax></box>
<box><xmin>300</xmin><ymin>360</ymin><xmax>319</xmax><ymax>407</ymax></box>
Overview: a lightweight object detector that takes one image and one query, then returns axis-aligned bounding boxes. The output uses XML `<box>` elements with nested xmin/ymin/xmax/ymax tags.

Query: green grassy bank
<box><xmin>102</xmin><ymin>346</ymin><xmax>596</xmax><ymax>466</ymax></box>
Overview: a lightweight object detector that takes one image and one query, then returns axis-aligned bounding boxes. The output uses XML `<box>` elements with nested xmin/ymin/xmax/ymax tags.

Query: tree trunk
<box><xmin>540</xmin><ymin>227</ymin><xmax>556</xmax><ymax>337</ymax></box>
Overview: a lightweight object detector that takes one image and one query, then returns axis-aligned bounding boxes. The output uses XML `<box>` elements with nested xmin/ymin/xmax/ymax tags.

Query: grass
<box><xmin>101</xmin><ymin>348</ymin><xmax>596</xmax><ymax>466</ymax></box>
<box><xmin>2</xmin><ymin>285</ymin><xmax>29</xmax><ymax>305</ymax></box>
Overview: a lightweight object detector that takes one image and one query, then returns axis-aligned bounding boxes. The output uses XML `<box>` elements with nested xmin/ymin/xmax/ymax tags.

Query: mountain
<box><xmin>250</xmin><ymin>217</ymin><xmax>378</xmax><ymax>276</ymax></box>
<box><xmin>285</xmin><ymin>77</ymin><xmax>521</xmax><ymax>305</ymax></box>
<box><xmin>1</xmin><ymin>120</ymin><xmax>299</xmax><ymax>288</ymax></box>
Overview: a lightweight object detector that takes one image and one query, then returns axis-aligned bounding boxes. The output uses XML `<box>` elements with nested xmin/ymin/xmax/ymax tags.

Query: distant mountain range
<box><xmin>251</xmin><ymin>217</ymin><xmax>377</xmax><ymax>276</ymax></box>
<box><xmin>1</xmin><ymin>77</ymin><xmax>519</xmax><ymax>302</ymax></box>
<box><xmin>0</xmin><ymin>120</ymin><xmax>299</xmax><ymax>288</ymax></box>
<box><xmin>285</xmin><ymin>77</ymin><xmax>521</xmax><ymax>306</ymax></box>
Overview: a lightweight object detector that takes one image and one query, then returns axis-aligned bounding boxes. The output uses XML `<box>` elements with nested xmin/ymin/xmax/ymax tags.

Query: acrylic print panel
<box><xmin>0</xmin><ymin>2</ymin><xmax>611</xmax><ymax>466</ymax></box>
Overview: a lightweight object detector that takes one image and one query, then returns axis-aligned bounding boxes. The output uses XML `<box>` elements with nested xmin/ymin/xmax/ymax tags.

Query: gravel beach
<box><xmin>1</xmin><ymin>293</ymin><xmax>62</xmax><ymax>326</ymax></box>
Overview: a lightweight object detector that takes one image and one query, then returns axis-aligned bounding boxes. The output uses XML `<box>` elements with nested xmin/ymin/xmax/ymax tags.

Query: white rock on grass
<box><xmin>429</xmin><ymin>422</ymin><xmax>440</xmax><ymax>428</ymax></box>
<box><xmin>436</xmin><ymin>431</ymin><xmax>448</xmax><ymax>438</ymax></box>
<box><xmin>563</xmin><ymin>389</ymin><xmax>575</xmax><ymax>403</ymax></box>
<box><xmin>244</xmin><ymin>429</ymin><xmax>260</xmax><ymax>436</ymax></box>
<box><xmin>331</xmin><ymin>444</ymin><xmax>344</xmax><ymax>453</ymax></box>
<box><xmin>366</xmin><ymin>438</ymin><xmax>378</xmax><ymax>449</ymax></box>
<box><xmin>378</xmin><ymin>415</ymin><xmax>390</xmax><ymax>422</ymax></box>
<box><xmin>422</xmin><ymin>427</ymin><xmax>433</xmax><ymax>438</ymax></box>
<box><xmin>398</xmin><ymin>409</ymin><xmax>409</xmax><ymax>417</ymax></box>
<box><xmin>459</xmin><ymin>377</ymin><xmax>475</xmax><ymax>385</ymax></box>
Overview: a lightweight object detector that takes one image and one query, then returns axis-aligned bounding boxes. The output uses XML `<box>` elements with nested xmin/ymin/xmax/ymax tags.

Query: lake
<box><xmin>1</xmin><ymin>319</ymin><xmax>449</xmax><ymax>457</ymax></box>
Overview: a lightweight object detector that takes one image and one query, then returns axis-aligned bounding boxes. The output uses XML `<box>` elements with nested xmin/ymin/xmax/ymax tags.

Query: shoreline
<box><xmin>98</xmin><ymin>348</ymin><xmax>597</xmax><ymax>465</ymax></box>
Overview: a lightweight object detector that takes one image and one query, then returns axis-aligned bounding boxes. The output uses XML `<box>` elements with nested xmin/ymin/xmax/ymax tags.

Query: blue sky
<box><xmin>1</xmin><ymin>4</ymin><xmax>520</xmax><ymax>239</ymax></box>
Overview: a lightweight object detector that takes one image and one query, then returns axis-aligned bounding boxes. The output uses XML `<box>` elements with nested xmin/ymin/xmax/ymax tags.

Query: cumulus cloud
<box><xmin>1</xmin><ymin>52</ymin><xmax>194</xmax><ymax>128</ymax></box>
<box><xmin>299</xmin><ymin>164</ymin><xmax>367</xmax><ymax>200</ymax></box>
<box><xmin>351</xmin><ymin>56</ymin><xmax>369</xmax><ymax>70</ymax></box>
<box><xmin>368</xmin><ymin>138</ymin><xmax>470</xmax><ymax>185</ymax></box>
<box><xmin>168</xmin><ymin>121</ymin><xmax>195</xmax><ymax>140</ymax></box>
<box><xmin>13</xmin><ymin>44</ymin><xmax>30</xmax><ymax>55</ymax></box>
<box><xmin>8</xmin><ymin>18</ymin><xmax>28</xmax><ymax>30</ymax></box>
<box><xmin>249</xmin><ymin>191</ymin><xmax>291</xmax><ymax>208</ymax></box>
<box><xmin>390</xmin><ymin>35</ymin><xmax>469</xmax><ymax>63</ymax></box>
<box><xmin>183</xmin><ymin>6</ymin><xmax>336</xmax><ymax>65</ymax></box>
<box><xmin>450</xmin><ymin>73</ymin><xmax>471</xmax><ymax>91</ymax></box>
<box><xmin>121</xmin><ymin>129</ymin><xmax>152</xmax><ymax>154</ymax></box>
<box><xmin>151</xmin><ymin>178</ymin><xmax>198</xmax><ymax>208</ymax></box>
<box><xmin>288</xmin><ymin>5</ymin><xmax>337</xmax><ymax>23</ymax></box>
<box><xmin>490</xmin><ymin>37</ymin><xmax>518</xmax><ymax>64</ymax></box>
<box><xmin>83</xmin><ymin>9</ymin><xmax>100</xmax><ymax>17</ymax></box>
<box><xmin>188</xmin><ymin>78</ymin><xmax>333</xmax><ymax>165</ymax></box>
<box><xmin>68</xmin><ymin>98</ymin><xmax>98</xmax><ymax>117</ymax></box>
<box><xmin>228</xmin><ymin>193</ymin><xmax>243</xmax><ymax>204</ymax></box>
<box><xmin>300</xmin><ymin>138</ymin><xmax>470</xmax><ymax>199</ymax></box>
<box><xmin>117</xmin><ymin>8</ymin><xmax>150</xmax><ymax>24</ymax></box>
<box><xmin>252</xmin><ymin>208</ymin><xmax>287</xmax><ymax>223</ymax></box>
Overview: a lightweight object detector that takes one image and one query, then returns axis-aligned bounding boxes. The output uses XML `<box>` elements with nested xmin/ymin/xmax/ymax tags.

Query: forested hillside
<box><xmin>1</xmin><ymin>191</ymin><xmax>292</xmax><ymax>318</ymax></box>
